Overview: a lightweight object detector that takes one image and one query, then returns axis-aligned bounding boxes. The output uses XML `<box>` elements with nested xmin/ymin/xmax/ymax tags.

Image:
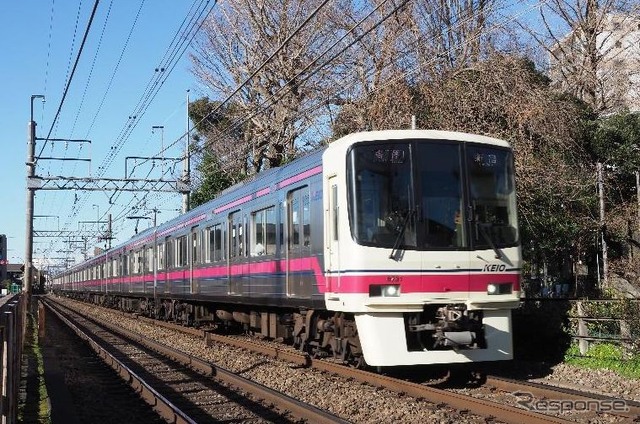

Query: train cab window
<box><xmin>348</xmin><ymin>142</ymin><xmax>417</xmax><ymax>248</ymax></box>
<box><xmin>466</xmin><ymin>145</ymin><xmax>519</xmax><ymax>248</ymax></box>
<box><xmin>415</xmin><ymin>142</ymin><xmax>465</xmax><ymax>248</ymax></box>
<box><xmin>252</xmin><ymin>206</ymin><xmax>276</xmax><ymax>256</ymax></box>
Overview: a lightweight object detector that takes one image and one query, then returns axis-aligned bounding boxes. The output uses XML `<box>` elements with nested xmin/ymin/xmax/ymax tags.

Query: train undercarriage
<box><xmin>64</xmin><ymin>291</ymin><xmax>365</xmax><ymax>367</ymax></box>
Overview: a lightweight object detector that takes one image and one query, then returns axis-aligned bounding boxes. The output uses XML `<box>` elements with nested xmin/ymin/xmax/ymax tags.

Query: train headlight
<box><xmin>487</xmin><ymin>283</ymin><xmax>512</xmax><ymax>295</ymax></box>
<box><xmin>369</xmin><ymin>284</ymin><xmax>401</xmax><ymax>297</ymax></box>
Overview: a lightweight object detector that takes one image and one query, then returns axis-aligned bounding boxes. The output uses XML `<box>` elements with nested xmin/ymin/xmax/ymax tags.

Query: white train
<box><xmin>53</xmin><ymin>130</ymin><xmax>521</xmax><ymax>367</ymax></box>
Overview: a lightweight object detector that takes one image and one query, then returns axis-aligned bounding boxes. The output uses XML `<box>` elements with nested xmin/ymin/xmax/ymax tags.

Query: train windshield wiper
<box><xmin>478</xmin><ymin>223</ymin><xmax>502</xmax><ymax>259</ymax></box>
<box><xmin>389</xmin><ymin>209</ymin><xmax>415</xmax><ymax>260</ymax></box>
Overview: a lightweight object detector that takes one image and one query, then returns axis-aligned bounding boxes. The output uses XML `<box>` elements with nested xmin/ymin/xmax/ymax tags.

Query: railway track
<box><xmin>49</xmin><ymin>295</ymin><xmax>622</xmax><ymax>423</ymax></box>
<box><xmin>135</xmin><ymin>312</ymin><xmax>640</xmax><ymax>423</ymax></box>
<box><xmin>42</xmin><ymin>297</ymin><xmax>349</xmax><ymax>424</ymax></box>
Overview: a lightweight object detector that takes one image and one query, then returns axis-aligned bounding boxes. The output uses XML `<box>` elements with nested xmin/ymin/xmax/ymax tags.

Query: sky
<box><xmin>0</xmin><ymin>0</ymin><xmax>555</xmax><ymax>274</ymax></box>
<box><xmin>0</xmin><ymin>1</ymin><xmax>215</xmax><ymax>271</ymax></box>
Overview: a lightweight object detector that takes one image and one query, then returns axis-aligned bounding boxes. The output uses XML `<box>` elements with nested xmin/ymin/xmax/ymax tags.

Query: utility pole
<box><xmin>182</xmin><ymin>90</ymin><xmax>191</xmax><ymax>213</ymax></box>
<box><xmin>25</xmin><ymin>94</ymin><xmax>44</xmax><ymax>297</ymax></box>
<box><xmin>597</xmin><ymin>162</ymin><xmax>608</xmax><ymax>290</ymax></box>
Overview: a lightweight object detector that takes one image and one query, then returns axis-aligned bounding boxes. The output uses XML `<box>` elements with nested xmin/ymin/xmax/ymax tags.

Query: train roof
<box><xmin>328</xmin><ymin>129</ymin><xmax>511</xmax><ymax>150</ymax></box>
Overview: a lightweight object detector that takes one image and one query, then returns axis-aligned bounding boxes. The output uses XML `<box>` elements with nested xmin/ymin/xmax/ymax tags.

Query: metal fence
<box><xmin>0</xmin><ymin>294</ymin><xmax>25</xmax><ymax>424</ymax></box>
<box><xmin>568</xmin><ymin>299</ymin><xmax>640</xmax><ymax>355</ymax></box>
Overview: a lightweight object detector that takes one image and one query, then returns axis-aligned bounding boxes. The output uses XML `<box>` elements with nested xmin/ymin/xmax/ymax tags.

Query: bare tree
<box><xmin>409</xmin><ymin>0</ymin><xmax>499</xmax><ymax>76</ymax></box>
<box><xmin>533</xmin><ymin>0</ymin><xmax>640</xmax><ymax>114</ymax></box>
<box><xmin>190</xmin><ymin>0</ymin><xmax>343</xmax><ymax>174</ymax></box>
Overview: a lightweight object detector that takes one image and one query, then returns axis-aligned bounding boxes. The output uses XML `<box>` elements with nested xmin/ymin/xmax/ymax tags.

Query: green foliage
<box><xmin>190</xmin><ymin>151</ymin><xmax>239</xmax><ymax>208</ymax></box>
<box><xmin>586</xmin><ymin>112</ymin><xmax>640</xmax><ymax>175</ymax></box>
<box><xmin>565</xmin><ymin>343</ymin><xmax>640</xmax><ymax>379</ymax></box>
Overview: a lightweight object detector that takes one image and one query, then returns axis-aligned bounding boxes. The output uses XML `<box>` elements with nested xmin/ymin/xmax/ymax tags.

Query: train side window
<box><xmin>204</xmin><ymin>227</ymin><xmax>211</xmax><ymax>263</ymax></box>
<box><xmin>165</xmin><ymin>237</ymin><xmax>173</xmax><ymax>269</ymax></box>
<box><xmin>176</xmin><ymin>235</ymin><xmax>187</xmax><ymax>267</ymax></box>
<box><xmin>244</xmin><ymin>215</ymin><xmax>249</xmax><ymax>257</ymax></box>
<box><xmin>229</xmin><ymin>211</ymin><xmax>244</xmax><ymax>258</ymax></box>
<box><xmin>208</xmin><ymin>223</ymin><xmax>223</xmax><ymax>262</ymax></box>
<box><xmin>252</xmin><ymin>206</ymin><xmax>275</xmax><ymax>256</ymax></box>
<box><xmin>122</xmin><ymin>254</ymin><xmax>129</xmax><ymax>276</ymax></box>
<box><xmin>131</xmin><ymin>251</ymin><xmax>137</xmax><ymax>274</ymax></box>
<box><xmin>288</xmin><ymin>191</ymin><xmax>300</xmax><ymax>249</ymax></box>
<box><xmin>287</xmin><ymin>186</ymin><xmax>311</xmax><ymax>252</ymax></box>
<box><xmin>332</xmin><ymin>184</ymin><xmax>338</xmax><ymax>241</ymax></box>
<box><xmin>302</xmin><ymin>193</ymin><xmax>310</xmax><ymax>247</ymax></box>
<box><xmin>191</xmin><ymin>227</ymin><xmax>199</xmax><ymax>265</ymax></box>
<box><xmin>157</xmin><ymin>242</ymin><xmax>165</xmax><ymax>270</ymax></box>
<box><xmin>146</xmin><ymin>247</ymin><xmax>153</xmax><ymax>272</ymax></box>
<box><xmin>279</xmin><ymin>202</ymin><xmax>285</xmax><ymax>253</ymax></box>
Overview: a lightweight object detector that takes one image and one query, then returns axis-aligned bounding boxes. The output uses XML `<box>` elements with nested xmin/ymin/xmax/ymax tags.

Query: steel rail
<box><xmin>42</xmin><ymin>299</ymin><xmax>196</xmax><ymax>424</ymax></box>
<box><xmin>46</xmin><ymin>297</ymin><xmax>349</xmax><ymax>424</ymax></box>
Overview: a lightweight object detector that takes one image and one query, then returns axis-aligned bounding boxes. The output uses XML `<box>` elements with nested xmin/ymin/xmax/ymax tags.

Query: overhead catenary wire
<box><xmin>37</xmin><ymin>0</ymin><xmax>101</xmax><ymax>162</ymax></box>
<box><xmin>43</xmin><ymin>1</ymin><xmax>217</xmax><ymax>258</ymax></box>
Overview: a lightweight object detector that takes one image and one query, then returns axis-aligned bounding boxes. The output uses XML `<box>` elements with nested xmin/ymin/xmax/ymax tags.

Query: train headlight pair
<box><xmin>369</xmin><ymin>284</ymin><xmax>401</xmax><ymax>297</ymax></box>
<box><xmin>487</xmin><ymin>282</ymin><xmax>512</xmax><ymax>295</ymax></box>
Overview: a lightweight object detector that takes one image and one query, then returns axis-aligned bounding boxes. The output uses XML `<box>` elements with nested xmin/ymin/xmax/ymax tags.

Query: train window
<box><xmin>252</xmin><ymin>206</ymin><xmax>275</xmax><ymax>256</ymax></box>
<box><xmin>146</xmin><ymin>247</ymin><xmax>153</xmax><ymax>272</ymax></box>
<box><xmin>203</xmin><ymin>228</ymin><xmax>211</xmax><ymax>263</ymax></box>
<box><xmin>287</xmin><ymin>186</ymin><xmax>310</xmax><ymax>251</ymax></box>
<box><xmin>229</xmin><ymin>212</ymin><xmax>244</xmax><ymax>258</ymax></box>
<box><xmin>176</xmin><ymin>235</ymin><xmax>187</xmax><ymax>267</ymax></box>
<box><xmin>303</xmin><ymin>194</ymin><xmax>310</xmax><ymax>247</ymax></box>
<box><xmin>466</xmin><ymin>145</ymin><xmax>518</xmax><ymax>248</ymax></box>
<box><xmin>332</xmin><ymin>184</ymin><xmax>338</xmax><ymax>241</ymax></box>
<box><xmin>133</xmin><ymin>250</ymin><xmax>141</xmax><ymax>274</ymax></box>
<box><xmin>207</xmin><ymin>223</ymin><xmax>223</xmax><ymax>262</ymax></box>
<box><xmin>191</xmin><ymin>227</ymin><xmax>199</xmax><ymax>265</ymax></box>
<box><xmin>168</xmin><ymin>239</ymin><xmax>176</xmax><ymax>268</ymax></box>
<box><xmin>348</xmin><ymin>142</ymin><xmax>416</xmax><ymax>248</ymax></box>
<box><xmin>123</xmin><ymin>254</ymin><xmax>129</xmax><ymax>276</ymax></box>
<box><xmin>157</xmin><ymin>242</ymin><xmax>165</xmax><ymax>270</ymax></box>
<box><xmin>279</xmin><ymin>202</ymin><xmax>285</xmax><ymax>252</ymax></box>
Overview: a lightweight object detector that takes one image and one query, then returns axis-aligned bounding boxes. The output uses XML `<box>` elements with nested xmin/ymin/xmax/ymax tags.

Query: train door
<box><xmin>326</xmin><ymin>177</ymin><xmax>340</xmax><ymax>292</ymax></box>
<box><xmin>228</xmin><ymin>211</ymin><xmax>243</xmax><ymax>295</ymax></box>
<box><xmin>286</xmin><ymin>186</ymin><xmax>311</xmax><ymax>297</ymax></box>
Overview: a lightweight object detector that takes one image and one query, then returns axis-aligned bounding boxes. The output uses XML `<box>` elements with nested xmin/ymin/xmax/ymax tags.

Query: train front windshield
<box><xmin>347</xmin><ymin>139</ymin><xmax>518</xmax><ymax>251</ymax></box>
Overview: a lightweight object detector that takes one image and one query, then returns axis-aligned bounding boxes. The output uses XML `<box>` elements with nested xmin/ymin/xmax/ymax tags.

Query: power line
<box><xmin>38</xmin><ymin>0</ymin><xmax>101</xmax><ymax>161</ymax></box>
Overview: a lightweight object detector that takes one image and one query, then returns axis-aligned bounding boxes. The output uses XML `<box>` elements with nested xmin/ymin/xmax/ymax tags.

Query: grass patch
<box><xmin>565</xmin><ymin>342</ymin><xmax>640</xmax><ymax>379</ymax></box>
<box><xmin>18</xmin><ymin>311</ymin><xmax>51</xmax><ymax>424</ymax></box>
